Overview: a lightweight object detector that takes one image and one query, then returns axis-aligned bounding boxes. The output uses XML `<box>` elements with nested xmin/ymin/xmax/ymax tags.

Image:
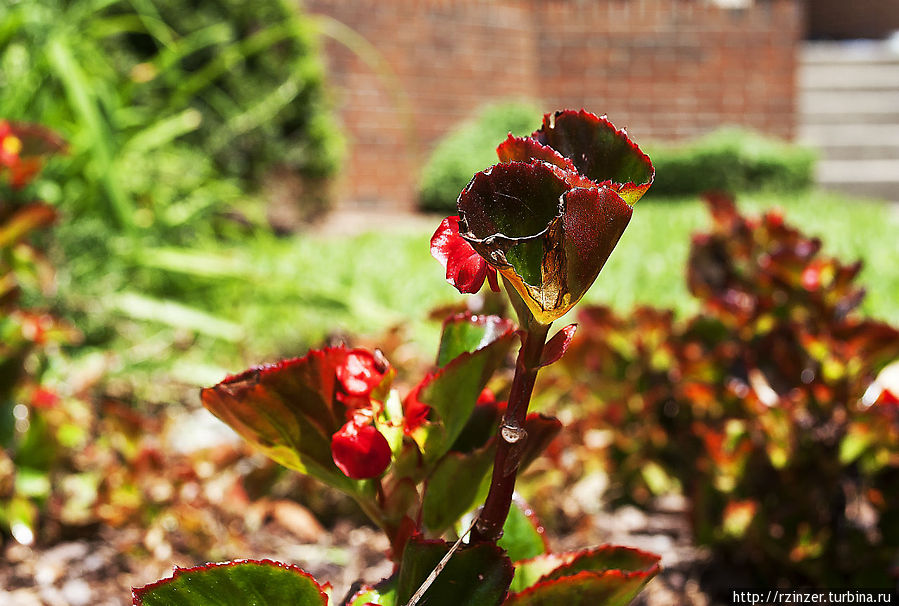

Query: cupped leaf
<box><xmin>496</xmin><ymin>134</ymin><xmax>576</xmax><ymax>172</ymax></box>
<box><xmin>507</xmin><ymin>545</ymin><xmax>661</xmax><ymax>605</ymax></box>
<box><xmin>497</xmin><ymin>496</ymin><xmax>549</xmax><ymax>562</ymax></box>
<box><xmin>132</xmin><ymin>559</ymin><xmax>329</xmax><ymax>606</ymax></box>
<box><xmin>397</xmin><ymin>537</ymin><xmax>514</xmax><ymax>606</ymax></box>
<box><xmin>458</xmin><ymin>162</ymin><xmax>632</xmax><ymax>324</ymax></box>
<box><xmin>531</xmin><ymin>110</ymin><xmax>654</xmax><ymax>205</ymax></box>
<box><xmin>200</xmin><ymin>348</ymin><xmax>386</xmax><ymax>491</ymax></box>
<box><xmin>437</xmin><ymin>314</ymin><xmax>516</xmax><ymax>368</ymax></box>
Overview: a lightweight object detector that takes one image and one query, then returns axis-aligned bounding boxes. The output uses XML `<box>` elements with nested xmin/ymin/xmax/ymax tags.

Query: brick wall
<box><xmin>303</xmin><ymin>0</ymin><xmax>802</xmax><ymax>210</ymax></box>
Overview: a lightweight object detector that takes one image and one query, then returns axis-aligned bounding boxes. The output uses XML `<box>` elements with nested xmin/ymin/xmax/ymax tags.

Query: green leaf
<box><xmin>396</xmin><ymin>537</ymin><xmax>513</xmax><ymax>606</ymax></box>
<box><xmin>506</xmin><ymin>545</ymin><xmax>661</xmax><ymax>606</ymax></box>
<box><xmin>347</xmin><ymin>576</ymin><xmax>397</xmax><ymax>606</ymax></box>
<box><xmin>436</xmin><ymin>314</ymin><xmax>515</xmax><ymax>368</ymax></box>
<box><xmin>498</xmin><ymin>497</ymin><xmax>548</xmax><ymax>563</ymax></box>
<box><xmin>422</xmin><ymin>442</ymin><xmax>496</xmax><ymax>534</ymax></box>
<box><xmin>132</xmin><ymin>559</ymin><xmax>328</xmax><ymax>606</ymax></box>
<box><xmin>416</xmin><ymin>328</ymin><xmax>516</xmax><ymax>464</ymax></box>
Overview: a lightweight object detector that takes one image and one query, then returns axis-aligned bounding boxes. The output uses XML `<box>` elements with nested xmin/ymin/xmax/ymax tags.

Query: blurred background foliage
<box><xmin>0</xmin><ymin>0</ymin><xmax>345</xmax><ymax>389</ymax></box>
<box><xmin>417</xmin><ymin>100</ymin><xmax>541</xmax><ymax>214</ymax></box>
<box><xmin>417</xmin><ymin>105</ymin><xmax>818</xmax><ymax>213</ymax></box>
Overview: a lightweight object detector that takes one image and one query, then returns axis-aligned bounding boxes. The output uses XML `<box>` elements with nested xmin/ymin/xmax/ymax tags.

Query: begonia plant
<box><xmin>134</xmin><ymin>109</ymin><xmax>659</xmax><ymax>605</ymax></box>
<box><xmin>1</xmin><ymin>119</ymin><xmax>79</xmax><ymax>543</ymax></box>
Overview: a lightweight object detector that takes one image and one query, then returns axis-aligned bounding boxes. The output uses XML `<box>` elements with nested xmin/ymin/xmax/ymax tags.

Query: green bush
<box><xmin>0</xmin><ymin>0</ymin><xmax>342</xmax><ymax>231</ymax></box>
<box><xmin>644</xmin><ymin>129</ymin><xmax>816</xmax><ymax>197</ymax></box>
<box><xmin>417</xmin><ymin>101</ymin><xmax>541</xmax><ymax>213</ymax></box>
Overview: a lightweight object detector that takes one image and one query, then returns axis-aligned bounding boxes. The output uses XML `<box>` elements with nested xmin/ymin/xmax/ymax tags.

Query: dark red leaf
<box><xmin>538</xmin><ymin>324</ymin><xmax>577</xmax><ymax>368</ymax></box>
<box><xmin>497</xmin><ymin>134</ymin><xmax>576</xmax><ymax>172</ymax></box>
<box><xmin>530</xmin><ymin>110</ymin><xmax>654</xmax><ymax>205</ymax></box>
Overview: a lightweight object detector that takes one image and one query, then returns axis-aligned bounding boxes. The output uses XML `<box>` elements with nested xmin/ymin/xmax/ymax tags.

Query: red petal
<box><xmin>476</xmin><ymin>388</ymin><xmax>497</xmax><ymax>406</ymax></box>
<box><xmin>403</xmin><ymin>380</ymin><xmax>431</xmax><ymax>434</ymax></box>
<box><xmin>331</xmin><ymin>420</ymin><xmax>391</xmax><ymax>479</ymax></box>
<box><xmin>336</xmin><ymin>349</ymin><xmax>385</xmax><ymax>397</ymax></box>
<box><xmin>538</xmin><ymin>324</ymin><xmax>578</xmax><ymax>368</ymax></box>
<box><xmin>430</xmin><ymin>216</ymin><xmax>490</xmax><ymax>294</ymax></box>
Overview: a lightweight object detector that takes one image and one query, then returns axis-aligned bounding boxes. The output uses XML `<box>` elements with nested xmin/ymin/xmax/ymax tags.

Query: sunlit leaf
<box><xmin>498</xmin><ymin>496</ymin><xmax>548</xmax><ymax>563</ymax></box>
<box><xmin>132</xmin><ymin>559</ymin><xmax>328</xmax><ymax>606</ymax></box>
<box><xmin>507</xmin><ymin>545</ymin><xmax>660</xmax><ymax>606</ymax></box>
<box><xmin>436</xmin><ymin>314</ymin><xmax>516</xmax><ymax>368</ymax></box>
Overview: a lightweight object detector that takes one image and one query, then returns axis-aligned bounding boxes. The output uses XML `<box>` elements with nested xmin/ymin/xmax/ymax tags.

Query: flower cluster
<box><xmin>330</xmin><ymin>349</ymin><xmax>393</xmax><ymax>479</ymax></box>
<box><xmin>431</xmin><ymin>110</ymin><xmax>654</xmax><ymax>324</ymax></box>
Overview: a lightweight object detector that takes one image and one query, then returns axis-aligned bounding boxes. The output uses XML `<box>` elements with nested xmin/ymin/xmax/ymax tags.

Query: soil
<box><xmin>0</xmin><ymin>490</ymin><xmax>718</xmax><ymax>606</ymax></box>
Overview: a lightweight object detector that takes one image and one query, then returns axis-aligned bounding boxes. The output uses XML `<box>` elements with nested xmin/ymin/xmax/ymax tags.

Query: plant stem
<box><xmin>471</xmin><ymin>320</ymin><xmax>550</xmax><ymax>543</ymax></box>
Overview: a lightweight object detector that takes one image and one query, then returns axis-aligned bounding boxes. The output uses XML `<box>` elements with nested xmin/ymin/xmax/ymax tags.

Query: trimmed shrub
<box><xmin>645</xmin><ymin>129</ymin><xmax>816</xmax><ymax>197</ymax></box>
<box><xmin>417</xmin><ymin>101</ymin><xmax>541</xmax><ymax>213</ymax></box>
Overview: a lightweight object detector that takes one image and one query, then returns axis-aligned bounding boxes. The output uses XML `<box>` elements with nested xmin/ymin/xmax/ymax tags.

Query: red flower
<box><xmin>330</xmin><ymin>415</ymin><xmax>391</xmax><ymax>479</ymax></box>
<box><xmin>336</xmin><ymin>349</ymin><xmax>386</xmax><ymax>397</ymax></box>
<box><xmin>431</xmin><ymin>216</ymin><xmax>500</xmax><ymax>294</ymax></box>
<box><xmin>402</xmin><ymin>380</ymin><xmax>431</xmax><ymax>434</ymax></box>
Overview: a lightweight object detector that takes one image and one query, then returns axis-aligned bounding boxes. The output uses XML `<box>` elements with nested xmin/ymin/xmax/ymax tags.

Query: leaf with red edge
<box><xmin>347</xmin><ymin>575</ymin><xmax>398</xmax><ymax>606</ymax></box>
<box><xmin>458</xmin><ymin>161</ymin><xmax>633</xmax><ymax>324</ymax></box>
<box><xmin>437</xmin><ymin>313</ymin><xmax>516</xmax><ymax>368</ymax></box>
<box><xmin>201</xmin><ymin>347</ymin><xmax>391</xmax><ymax>491</ymax></box>
<box><xmin>0</xmin><ymin>120</ymin><xmax>67</xmax><ymax>189</ymax></box>
<box><xmin>497</xmin><ymin>134</ymin><xmax>577</xmax><ymax>172</ymax></box>
<box><xmin>498</xmin><ymin>495</ymin><xmax>549</xmax><ymax>562</ymax></box>
<box><xmin>530</xmin><ymin>110</ymin><xmax>654</xmax><ymax>205</ymax></box>
<box><xmin>431</xmin><ymin>216</ymin><xmax>499</xmax><ymax>294</ymax></box>
<box><xmin>506</xmin><ymin>545</ymin><xmax>661</xmax><ymax>606</ymax></box>
<box><xmin>0</xmin><ymin>203</ymin><xmax>57</xmax><ymax>249</ymax></box>
<box><xmin>538</xmin><ymin>324</ymin><xmax>577</xmax><ymax>368</ymax></box>
<box><xmin>410</xmin><ymin>326</ymin><xmax>516</xmax><ymax>463</ymax></box>
<box><xmin>331</xmin><ymin>418</ymin><xmax>392</xmax><ymax>479</ymax></box>
<box><xmin>132</xmin><ymin>559</ymin><xmax>329</xmax><ymax>606</ymax></box>
<box><xmin>397</xmin><ymin>537</ymin><xmax>514</xmax><ymax>606</ymax></box>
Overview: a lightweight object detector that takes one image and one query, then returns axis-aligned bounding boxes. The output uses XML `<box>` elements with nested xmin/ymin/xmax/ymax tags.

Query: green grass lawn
<box><xmin>66</xmin><ymin>190</ymin><xmax>899</xmax><ymax>389</ymax></box>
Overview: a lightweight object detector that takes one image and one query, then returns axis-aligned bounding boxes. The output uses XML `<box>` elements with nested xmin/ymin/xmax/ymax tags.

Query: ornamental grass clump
<box><xmin>133</xmin><ymin>109</ymin><xmax>659</xmax><ymax>606</ymax></box>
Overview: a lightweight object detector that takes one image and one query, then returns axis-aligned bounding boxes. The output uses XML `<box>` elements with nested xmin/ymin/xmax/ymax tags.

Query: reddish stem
<box><xmin>471</xmin><ymin>321</ymin><xmax>550</xmax><ymax>543</ymax></box>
